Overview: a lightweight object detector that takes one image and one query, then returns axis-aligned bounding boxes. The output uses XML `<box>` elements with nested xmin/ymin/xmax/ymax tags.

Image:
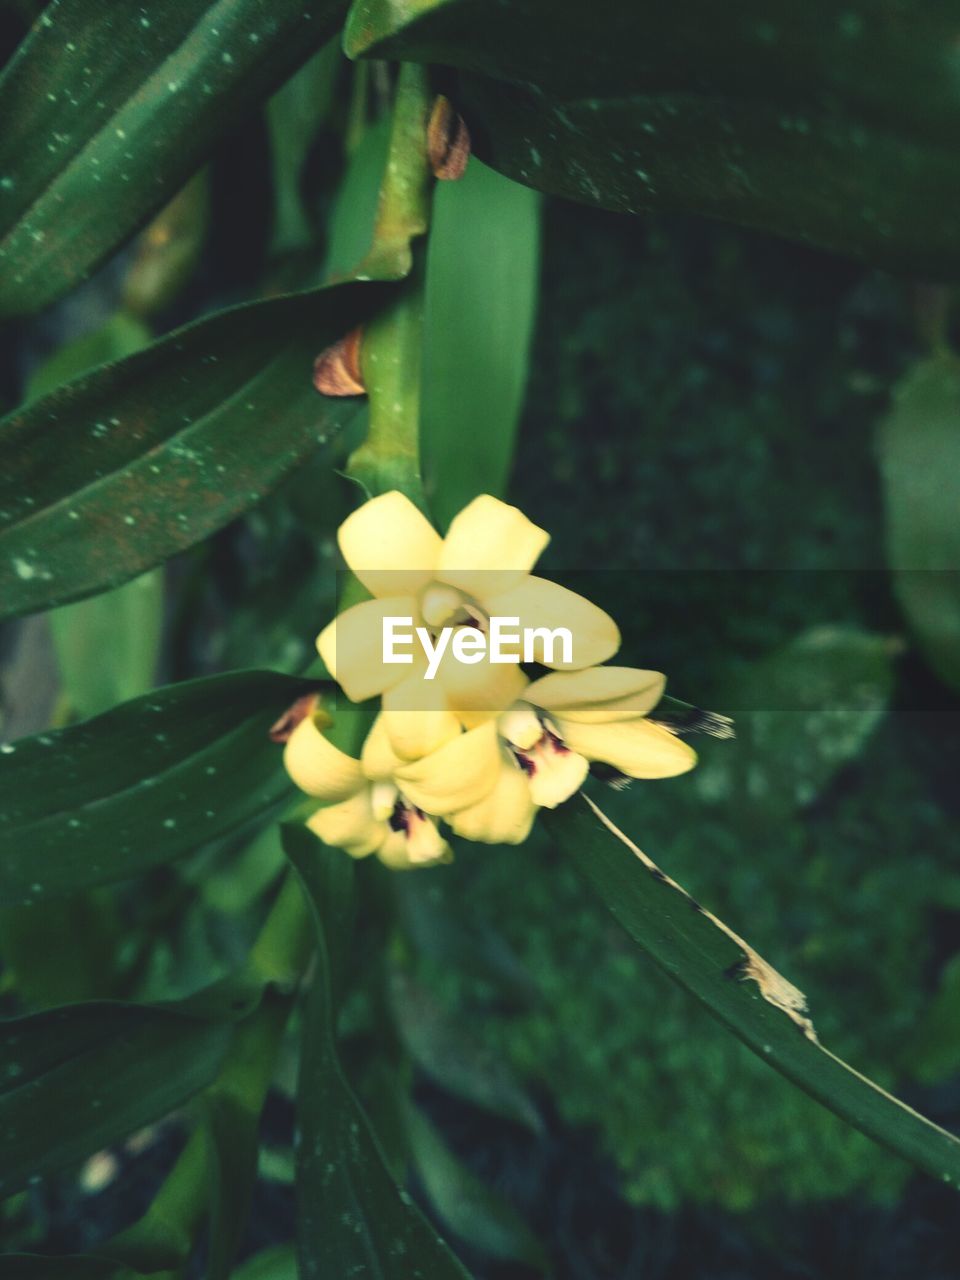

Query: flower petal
<box><xmin>525</xmin><ymin>667</ymin><xmax>665</xmax><ymax>723</ymax></box>
<box><xmin>307</xmin><ymin>790</ymin><xmax>385</xmax><ymax>858</ymax></box>
<box><xmin>283</xmin><ymin>717</ymin><xmax>364</xmax><ymax>801</ymax></box>
<box><xmin>361</xmin><ymin>714</ymin><xmax>404</xmax><ymax>780</ymax></box>
<box><xmin>559</xmin><ymin>717</ymin><xmax>697</xmax><ymax>779</ymax></box>
<box><xmin>317</xmin><ymin>595</ymin><xmax>418</xmax><ymax>702</ymax></box>
<box><xmin>377</xmin><ymin>821</ymin><xmax>453</xmax><ymax>870</ymax></box>
<box><xmin>435</xmin><ymin>647</ymin><xmax>530</xmax><ymax>721</ymax></box>
<box><xmin>395</xmin><ymin>721</ymin><xmax>501</xmax><ymax>816</ymax></box>
<box><xmin>338</xmin><ymin>491</ymin><xmax>442</xmax><ymax>597</ymax></box>
<box><xmin>437</xmin><ymin>495</ymin><xmax>549</xmax><ymax>596</ymax></box>
<box><xmin>381</xmin><ymin>685</ymin><xmax>464</xmax><ymax>762</ymax></box>
<box><xmin>483</xmin><ymin>576</ymin><xmax>620</xmax><ymax>670</ymax></box>
<box><xmin>449</xmin><ymin>757</ymin><xmax>538</xmax><ymax>845</ymax></box>
<box><xmin>526</xmin><ymin>743</ymin><xmax>589</xmax><ymax>808</ymax></box>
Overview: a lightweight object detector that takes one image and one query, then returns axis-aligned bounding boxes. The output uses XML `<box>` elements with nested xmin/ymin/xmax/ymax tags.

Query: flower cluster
<box><xmin>284</xmin><ymin>492</ymin><xmax>696</xmax><ymax>868</ymax></box>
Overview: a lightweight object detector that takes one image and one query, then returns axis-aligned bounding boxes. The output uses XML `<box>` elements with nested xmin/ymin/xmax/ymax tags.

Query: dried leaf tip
<box><xmin>427</xmin><ymin>96</ymin><xmax>471</xmax><ymax>181</ymax></box>
<box><xmin>269</xmin><ymin>693</ymin><xmax>329</xmax><ymax>744</ymax></box>
<box><xmin>313</xmin><ymin>326</ymin><xmax>365</xmax><ymax>397</ymax></box>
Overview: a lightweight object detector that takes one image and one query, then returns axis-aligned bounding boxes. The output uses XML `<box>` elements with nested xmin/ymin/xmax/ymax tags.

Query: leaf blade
<box><xmin>0</xmin><ymin>670</ymin><xmax>310</xmax><ymax>904</ymax></box>
<box><xmin>283</xmin><ymin>825</ymin><xmax>473</xmax><ymax>1280</ymax></box>
<box><xmin>0</xmin><ymin>0</ymin><xmax>347</xmax><ymax>316</ymax></box>
<box><xmin>547</xmin><ymin>790</ymin><xmax>960</xmax><ymax>1187</ymax></box>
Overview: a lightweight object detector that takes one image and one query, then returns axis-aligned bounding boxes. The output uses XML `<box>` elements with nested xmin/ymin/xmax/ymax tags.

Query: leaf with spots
<box><xmin>346</xmin><ymin>0</ymin><xmax>960</xmax><ymax>274</ymax></box>
<box><xmin>547</xmin><ymin>788</ymin><xmax>960</xmax><ymax>1187</ymax></box>
<box><xmin>0</xmin><ymin>997</ymin><xmax>234</xmax><ymax>1198</ymax></box>
<box><xmin>0</xmin><ymin>279</ymin><xmax>390</xmax><ymax>621</ymax></box>
<box><xmin>0</xmin><ymin>0</ymin><xmax>347</xmax><ymax>317</ymax></box>
<box><xmin>283</xmin><ymin>825</ymin><xmax>473</xmax><ymax>1280</ymax></box>
<box><xmin>0</xmin><ymin>670</ymin><xmax>313</xmax><ymax>905</ymax></box>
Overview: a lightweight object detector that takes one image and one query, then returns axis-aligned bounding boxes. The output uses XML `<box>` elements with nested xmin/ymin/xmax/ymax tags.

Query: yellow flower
<box><xmin>317</xmin><ymin>491</ymin><xmax>620</xmax><ymax>715</ymax></box>
<box><xmin>285</xmin><ymin>706</ymin><xmax>506</xmax><ymax>865</ymax></box>
<box><xmin>447</xmin><ymin>666</ymin><xmax>697</xmax><ymax>841</ymax></box>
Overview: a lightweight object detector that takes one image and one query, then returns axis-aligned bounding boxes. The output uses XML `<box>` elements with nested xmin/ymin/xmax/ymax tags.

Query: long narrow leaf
<box><xmin>0</xmin><ymin>670</ymin><xmax>311</xmax><ymax>905</ymax></box>
<box><xmin>0</xmin><ymin>0</ymin><xmax>346</xmax><ymax>315</ymax></box>
<box><xmin>547</xmin><ymin>789</ymin><xmax>960</xmax><ymax>1187</ymax></box>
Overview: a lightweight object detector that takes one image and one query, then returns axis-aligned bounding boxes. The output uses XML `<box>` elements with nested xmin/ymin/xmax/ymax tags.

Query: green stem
<box><xmin>347</xmin><ymin>257</ymin><xmax>426</xmax><ymax>506</ymax></box>
<box><xmin>345</xmin><ymin>63</ymin><xmax>433</xmax><ymax>507</ymax></box>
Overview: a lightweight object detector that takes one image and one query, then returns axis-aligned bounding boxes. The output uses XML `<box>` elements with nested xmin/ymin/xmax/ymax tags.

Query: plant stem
<box><xmin>345</xmin><ymin>63</ymin><xmax>433</xmax><ymax>508</ymax></box>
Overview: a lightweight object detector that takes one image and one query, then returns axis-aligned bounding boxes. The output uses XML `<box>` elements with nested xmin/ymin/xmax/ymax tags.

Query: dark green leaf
<box><xmin>0</xmin><ymin>999</ymin><xmax>232</xmax><ymax>1197</ymax></box>
<box><xmin>547</xmin><ymin>789</ymin><xmax>960</xmax><ymax>1186</ymax></box>
<box><xmin>346</xmin><ymin>0</ymin><xmax>960</xmax><ymax>273</ymax></box>
<box><xmin>388</xmin><ymin>968</ymin><xmax>542</xmax><ymax>1133</ymax></box>
<box><xmin>0</xmin><ymin>281</ymin><xmax>389</xmax><ymax>620</ymax></box>
<box><xmin>233</xmin><ymin>1246</ymin><xmax>296</xmax><ymax>1280</ymax></box>
<box><xmin>282</xmin><ymin>824</ymin><xmax>473</xmax><ymax>1280</ymax></box>
<box><xmin>27</xmin><ymin>312</ymin><xmax>164</xmax><ymax>721</ymax></box>
<box><xmin>422</xmin><ymin>161</ymin><xmax>539</xmax><ymax>528</ymax></box>
<box><xmin>323</xmin><ymin>119</ymin><xmax>392</xmax><ymax>280</ymax></box>
<box><xmin>877</xmin><ymin>352</ymin><xmax>960</xmax><ymax>691</ymax></box>
<box><xmin>0</xmin><ymin>0</ymin><xmax>346</xmax><ymax>316</ymax></box>
<box><xmin>912</xmin><ymin>953</ymin><xmax>960</xmax><ymax>1084</ymax></box>
<box><xmin>0</xmin><ymin>670</ymin><xmax>311</xmax><ymax>905</ymax></box>
<box><xmin>0</xmin><ymin>1257</ymin><xmax>126</xmax><ymax>1279</ymax></box>
<box><xmin>205</xmin><ymin>994</ymin><xmax>293</xmax><ymax>1280</ymax></box>
<box><xmin>405</xmin><ymin>1102</ymin><xmax>546</xmax><ymax>1270</ymax></box>
<box><xmin>697</xmin><ymin>625</ymin><xmax>896</xmax><ymax>821</ymax></box>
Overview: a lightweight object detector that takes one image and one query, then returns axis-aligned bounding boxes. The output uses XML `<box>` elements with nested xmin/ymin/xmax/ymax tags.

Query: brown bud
<box><xmin>313</xmin><ymin>326</ymin><xmax>365</xmax><ymax>396</ymax></box>
<box><xmin>269</xmin><ymin>693</ymin><xmax>327</xmax><ymax>744</ymax></box>
<box><xmin>427</xmin><ymin>96</ymin><xmax>471</xmax><ymax>181</ymax></box>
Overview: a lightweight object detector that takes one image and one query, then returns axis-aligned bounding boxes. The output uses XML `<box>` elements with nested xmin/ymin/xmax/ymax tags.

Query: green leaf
<box><xmin>282</xmin><ymin>824</ymin><xmax>473</xmax><ymax>1280</ymax></box>
<box><xmin>912</xmin><ymin>953</ymin><xmax>960</xmax><ymax>1084</ymax></box>
<box><xmin>388</xmin><ymin>968</ymin><xmax>542</xmax><ymax>1133</ymax></box>
<box><xmin>404</xmin><ymin>1102</ymin><xmax>547</xmax><ymax>1270</ymax></box>
<box><xmin>205</xmin><ymin>995</ymin><xmax>292</xmax><ymax>1280</ymax></box>
<box><xmin>1</xmin><ymin>1257</ymin><xmax>127</xmax><ymax>1279</ymax></box>
<box><xmin>546</xmin><ymin>789</ymin><xmax>960</xmax><ymax>1187</ymax></box>
<box><xmin>422</xmin><ymin>162</ymin><xmax>539</xmax><ymax>528</ymax></box>
<box><xmin>26</xmin><ymin>312</ymin><xmax>163</xmax><ymax>720</ymax></box>
<box><xmin>267</xmin><ymin>41</ymin><xmax>341</xmax><ymax>255</ymax></box>
<box><xmin>0</xmin><ymin>670</ymin><xmax>312</xmax><ymax>905</ymax></box>
<box><xmin>877</xmin><ymin>352</ymin><xmax>960</xmax><ymax>691</ymax></box>
<box><xmin>697</xmin><ymin>625</ymin><xmax>896</xmax><ymax>821</ymax></box>
<box><xmin>0</xmin><ymin>0</ymin><xmax>347</xmax><ymax>317</ymax></box>
<box><xmin>0</xmin><ymin>998</ymin><xmax>233</xmax><ymax>1197</ymax></box>
<box><xmin>0</xmin><ymin>280</ymin><xmax>389</xmax><ymax>620</ymax></box>
<box><xmin>346</xmin><ymin>0</ymin><xmax>960</xmax><ymax>273</ymax></box>
<box><xmin>233</xmin><ymin>1246</ymin><xmax>297</xmax><ymax>1280</ymax></box>
<box><xmin>323</xmin><ymin>119</ymin><xmax>392</xmax><ymax>280</ymax></box>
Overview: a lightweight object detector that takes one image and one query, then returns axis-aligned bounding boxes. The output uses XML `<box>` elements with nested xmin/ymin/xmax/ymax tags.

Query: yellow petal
<box><xmin>307</xmin><ymin>790</ymin><xmax>385</xmax><ymax>858</ymax></box>
<box><xmin>405</xmin><ymin>811</ymin><xmax>453</xmax><ymax>865</ymax></box>
<box><xmin>435</xmin><ymin>647</ymin><xmax>530</xmax><ymax>720</ymax></box>
<box><xmin>337</xmin><ymin>491</ymin><xmax>442</xmax><ymax>597</ymax></box>
<box><xmin>525</xmin><ymin>742</ymin><xmax>589</xmax><ymax>808</ymax></box>
<box><xmin>382</xmin><ymin>674</ymin><xmax>463</xmax><ymax>760</ymax></box>
<box><xmin>558</xmin><ymin>717</ymin><xmax>697</xmax><ymax>779</ymax></box>
<box><xmin>437</xmin><ymin>495</ymin><xmax>549</xmax><ymax>597</ymax></box>
<box><xmin>377</xmin><ymin>821</ymin><xmax>453</xmax><ymax>870</ymax></box>
<box><xmin>449</xmin><ymin>757</ymin><xmax>538</xmax><ymax>845</ymax></box>
<box><xmin>525</xmin><ymin>667</ymin><xmax>666</xmax><ymax>723</ymax></box>
<box><xmin>317</xmin><ymin>595</ymin><xmax>418</xmax><ymax>702</ymax></box>
<box><xmin>283</xmin><ymin>717</ymin><xmax>364</xmax><ymax>801</ymax></box>
<box><xmin>361</xmin><ymin>714</ymin><xmax>404</xmax><ymax>780</ymax></box>
<box><xmin>482</xmin><ymin>576</ymin><xmax>619</xmax><ymax>669</ymax></box>
<box><xmin>395</xmin><ymin>721</ymin><xmax>501</xmax><ymax>816</ymax></box>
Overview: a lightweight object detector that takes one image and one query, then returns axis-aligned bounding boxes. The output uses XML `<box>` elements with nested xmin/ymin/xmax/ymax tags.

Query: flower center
<box><xmin>419</xmin><ymin>582</ymin><xmax>487</xmax><ymax>632</ymax></box>
<box><xmin>498</xmin><ymin>703</ymin><xmax>589</xmax><ymax>808</ymax></box>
